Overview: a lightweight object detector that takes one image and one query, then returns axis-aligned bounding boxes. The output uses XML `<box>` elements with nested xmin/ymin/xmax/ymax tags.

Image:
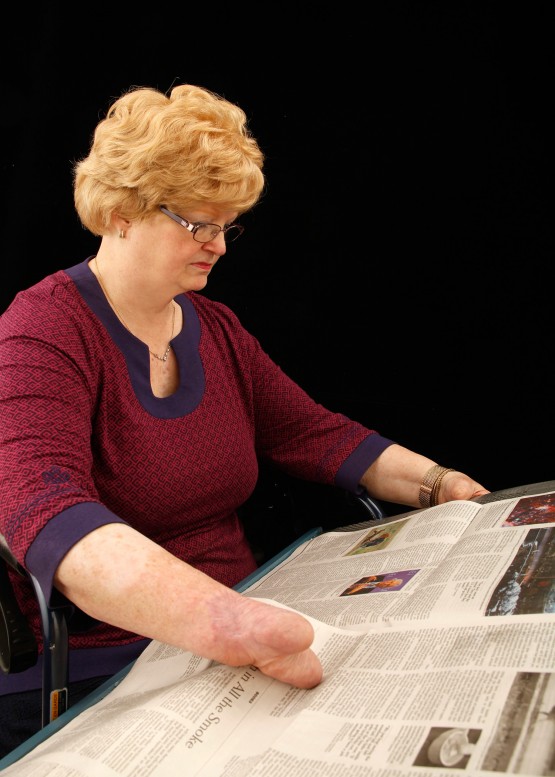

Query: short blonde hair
<box><xmin>73</xmin><ymin>84</ymin><xmax>265</xmax><ymax>236</ymax></box>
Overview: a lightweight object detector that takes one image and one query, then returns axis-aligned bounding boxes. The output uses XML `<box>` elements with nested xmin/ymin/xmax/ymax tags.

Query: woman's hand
<box><xmin>360</xmin><ymin>443</ymin><xmax>489</xmax><ymax>508</ymax></box>
<box><xmin>436</xmin><ymin>470</ymin><xmax>489</xmax><ymax>504</ymax></box>
<box><xmin>54</xmin><ymin>523</ymin><xmax>322</xmax><ymax>689</ymax></box>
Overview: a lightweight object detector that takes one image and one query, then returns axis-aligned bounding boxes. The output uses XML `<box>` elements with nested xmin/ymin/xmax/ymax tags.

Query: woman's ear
<box><xmin>111</xmin><ymin>213</ymin><xmax>132</xmax><ymax>238</ymax></box>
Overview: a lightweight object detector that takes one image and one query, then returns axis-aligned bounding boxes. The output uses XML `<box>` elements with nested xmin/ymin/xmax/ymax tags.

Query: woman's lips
<box><xmin>192</xmin><ymin>262</ymin><xmax>213</xmax><ymax>271</ymax></box>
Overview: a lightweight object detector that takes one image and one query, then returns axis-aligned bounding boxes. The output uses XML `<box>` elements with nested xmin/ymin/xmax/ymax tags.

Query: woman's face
<box><xmin>130</xmin><ymin>205</ymin><xmax>240</xmax><ymax>294</ymax></box>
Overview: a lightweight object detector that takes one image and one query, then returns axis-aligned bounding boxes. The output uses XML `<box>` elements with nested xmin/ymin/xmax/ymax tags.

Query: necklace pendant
<box><xmin>150</xmin><ymin>344</ymin><xmax>172</xmax><ymax>362</ymax></box>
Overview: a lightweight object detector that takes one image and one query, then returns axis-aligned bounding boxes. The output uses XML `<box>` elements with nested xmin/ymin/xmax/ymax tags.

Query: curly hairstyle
<box><xmin>73</xmin><ymin>84</ymin><xmax>266</xmax><ymax>236</ymax></box>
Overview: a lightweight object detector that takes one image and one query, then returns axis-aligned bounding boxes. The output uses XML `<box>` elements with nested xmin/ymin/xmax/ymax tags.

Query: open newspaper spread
<box><xmin>1</xmin><ymin>489</ymin><xmax>554</xmax><ymax>776</ymax></box>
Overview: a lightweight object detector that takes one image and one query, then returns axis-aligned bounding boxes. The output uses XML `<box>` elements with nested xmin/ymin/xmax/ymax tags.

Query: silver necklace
<box><xmin>94</xmin><ymin>257</ymin><xmax>175</xmax><ymax>362</ymax></box>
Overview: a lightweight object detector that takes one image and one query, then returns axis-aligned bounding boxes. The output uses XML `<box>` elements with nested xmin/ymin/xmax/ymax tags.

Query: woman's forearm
<box><xmin>360</xmin><ymin>444</ymin><xmax>489</xmax><ymax>507</ymax></box>
<box><xmin>54</xmin><ymin>523</ymin><xmax>322</xmax><ymax>688</ymax></box>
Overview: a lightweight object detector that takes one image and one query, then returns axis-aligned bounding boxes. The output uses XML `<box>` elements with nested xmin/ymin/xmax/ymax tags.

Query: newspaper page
<box><xmin>243</xmin><ymin>490</ymin><xmax>555</xmax><ymax>631</ymax></box>
<box><xmin>1</xmin><ymin>491</ymin><xmax>553</xmax><ymax>776</ymax></box>
<box><xmin>2</xmin><ymin>611</ymin><xmax>553</xmax><ymax>776</ymax></box>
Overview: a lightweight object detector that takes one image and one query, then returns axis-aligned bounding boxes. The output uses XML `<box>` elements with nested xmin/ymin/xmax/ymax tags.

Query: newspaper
<box><xmin>2</xmin><ymin>490</ymin><xmax>554</xmax><ymax>776</ymax></box>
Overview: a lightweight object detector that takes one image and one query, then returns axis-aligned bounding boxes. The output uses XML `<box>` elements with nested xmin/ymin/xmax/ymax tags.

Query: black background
<box><xmin>1</xmin><ymin>4</ymin><xmax>552</xmax><ymax>495</ymax></box>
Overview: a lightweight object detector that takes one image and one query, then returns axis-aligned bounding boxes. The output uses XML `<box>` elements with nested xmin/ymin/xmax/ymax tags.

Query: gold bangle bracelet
<box><xmin>418</xmin><ymin>465</ymin><xmax>455</xmax><ymax>509</ymax></box>
<box><xmin>430</xmin><ymin>467</ymin><xmax>455</xmax><ymax>506</ymax></box>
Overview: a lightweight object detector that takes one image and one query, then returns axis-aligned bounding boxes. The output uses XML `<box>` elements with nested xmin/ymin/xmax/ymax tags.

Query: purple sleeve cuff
<box><xmin>334</xmin><ymin>433</ymin><xmax>395</xmax><ymax>493</ymax></box>
<box><xmin>25</xmin><ymin>502</ymin><xmax>128</xmax><ymax>602</ymax></box>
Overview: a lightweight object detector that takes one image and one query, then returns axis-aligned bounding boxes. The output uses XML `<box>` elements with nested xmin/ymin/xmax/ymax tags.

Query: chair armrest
<box><xmin>345</xmin><ymin>491</ymin><xmax>387</xmax><ymax>521</ymax></box>
<box><xmin>0</xmin><ymin>536</ymin><xmax>39</xmax><ymax>673</ymax></box>
<box><xmin>0</xmin><ymin>533</ymin><xmax>70</xmax><ymax>724</ymax></box>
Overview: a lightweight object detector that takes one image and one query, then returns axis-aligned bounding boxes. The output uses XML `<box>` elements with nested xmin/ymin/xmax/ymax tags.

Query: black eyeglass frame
<box><xmin>159</xmin><ymin>206</ymin><xmax>244</xmax><ymax>243</ymax></box>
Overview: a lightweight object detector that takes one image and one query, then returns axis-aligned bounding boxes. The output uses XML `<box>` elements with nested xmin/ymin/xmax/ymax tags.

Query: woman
<box><xmin>0</xmin><ymin>83</ymin><xmax>488</xmax><ymax>753</ymax></box>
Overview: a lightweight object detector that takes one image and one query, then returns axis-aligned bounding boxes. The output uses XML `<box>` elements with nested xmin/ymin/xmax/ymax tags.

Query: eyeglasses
<box><xmin>159</xmin><ymin>206</ymin><xmax>244</xmax><ymax>243</ymax></box>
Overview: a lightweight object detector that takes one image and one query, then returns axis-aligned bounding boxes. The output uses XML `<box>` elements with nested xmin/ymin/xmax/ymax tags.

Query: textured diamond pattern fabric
<box><xmin>0</xmin><ymin>262</ymin><xmax>379</xmax><ymax>653</ymax></box>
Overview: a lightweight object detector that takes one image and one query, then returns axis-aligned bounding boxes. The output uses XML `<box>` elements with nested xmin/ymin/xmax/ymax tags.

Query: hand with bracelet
<box><xmin>358</xmin><ymin>445</ymin><xmax>489</xmax><ymax>509</ymax></box>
